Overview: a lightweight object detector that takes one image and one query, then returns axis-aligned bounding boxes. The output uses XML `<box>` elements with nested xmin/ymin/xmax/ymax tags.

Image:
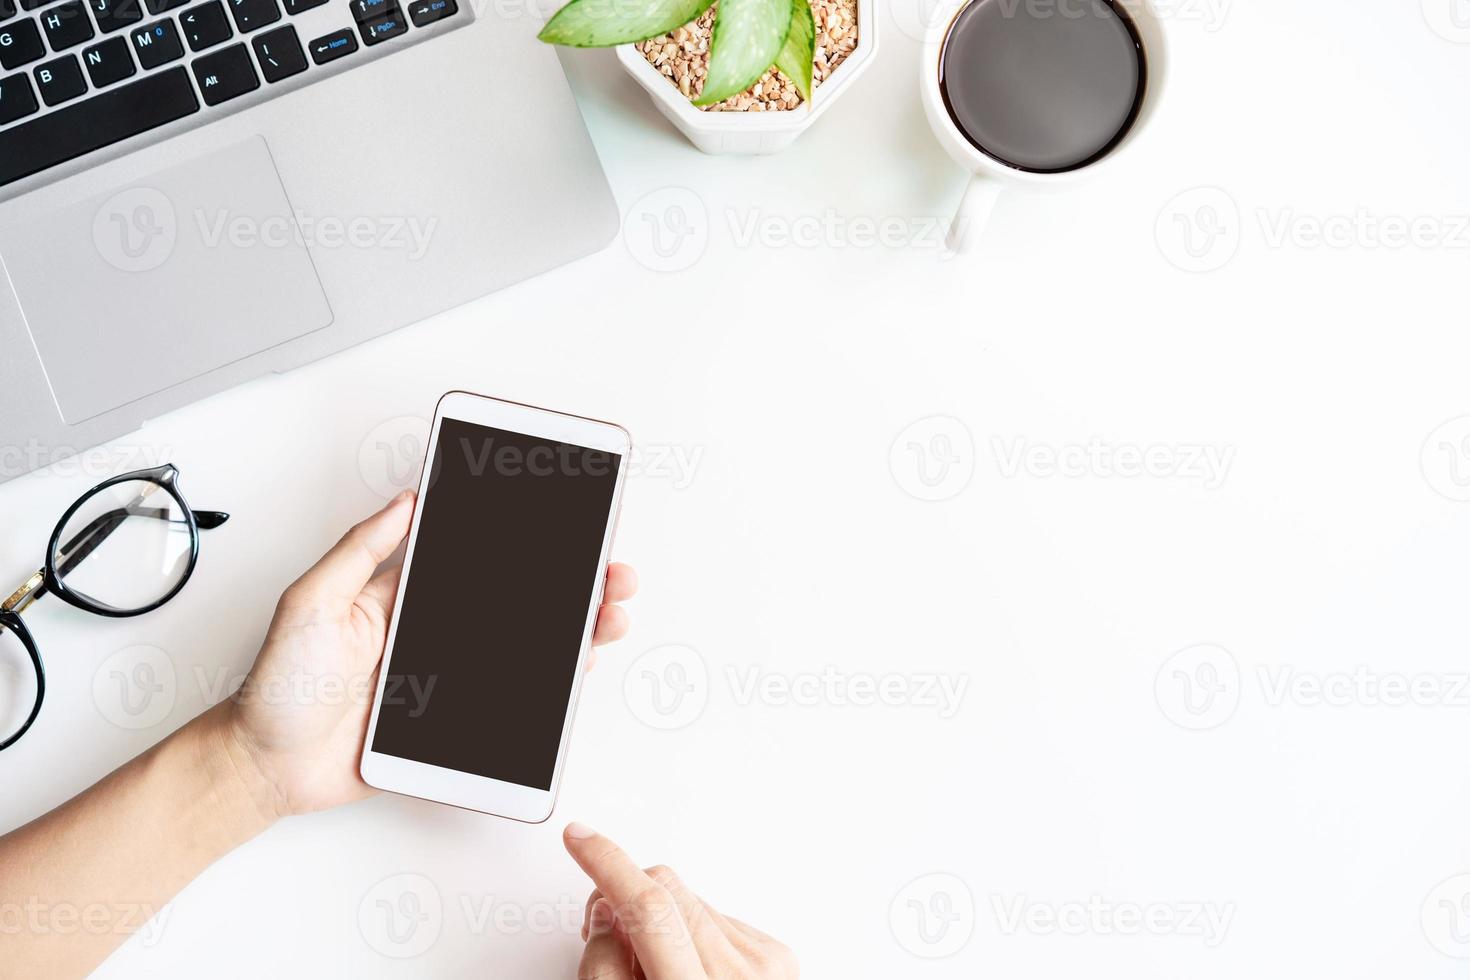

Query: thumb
<box><xmin>578</xmin><ymin>900</ymin><xmax>635</xmax><ymax>980</ymax></box>
<box><xmin>290</xmin><ymin>491</ymin><xmax>415</xmax><ymax>605</ymax></box>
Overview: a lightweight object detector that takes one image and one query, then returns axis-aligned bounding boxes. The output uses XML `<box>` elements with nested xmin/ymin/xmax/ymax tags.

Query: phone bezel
<box><xmin>358</xmin><ymin>390</ymin><xmax>631</xmax><ymax>823</ymax></box>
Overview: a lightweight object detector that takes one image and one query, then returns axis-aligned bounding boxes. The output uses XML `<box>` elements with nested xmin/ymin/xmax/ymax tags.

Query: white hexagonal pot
<box><xmin>615</xmin><ymin>0</ymin><xmax>876</xmax><ymax>154</ymax></box>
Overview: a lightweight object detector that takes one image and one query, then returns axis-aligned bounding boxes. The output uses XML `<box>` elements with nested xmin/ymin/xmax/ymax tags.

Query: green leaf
<box><xmin>772</xmin><ymin>0</ymin><xmax>813</xmax><ymax>103</ymax></box>
<box><xmin>693</xmin><ymin>0</ymin><xmax>794</xmax><ymax>105</ymax></box>
<box><xmin>538</xmin><ymin>0</ymin><xmax>715</xmax><ymax>47</ymax></box>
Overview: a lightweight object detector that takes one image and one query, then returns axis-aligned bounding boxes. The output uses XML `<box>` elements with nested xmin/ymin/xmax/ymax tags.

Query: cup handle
<box><xmin>945</xmin><ymin>175</ymin><xmax>1004</xmax><ymax>256</ymax></box>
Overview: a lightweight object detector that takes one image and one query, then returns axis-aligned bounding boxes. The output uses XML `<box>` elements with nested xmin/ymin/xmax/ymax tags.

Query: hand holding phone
<box><xmin>215</xmin><ymin>396</ymin><xmax>633</xmax><ymax>821</ymax></box>
<box><xmin>360</xmin><ymin>391</ymin><xmax>632</xmax><ymax>821</ymax></box>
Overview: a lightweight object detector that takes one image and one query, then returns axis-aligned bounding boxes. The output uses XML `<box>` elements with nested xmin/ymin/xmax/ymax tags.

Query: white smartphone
<box><xmin>360</xmin><ymin>391</ymin><xmax>630</xmax><ymax>822</ymax></box>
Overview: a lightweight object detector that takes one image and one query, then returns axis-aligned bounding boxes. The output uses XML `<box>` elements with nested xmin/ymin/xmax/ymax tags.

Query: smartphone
<box><xmin>360</xmin><ymin>391</ymin><xmax>630</xmax><ymax>822</ymax></box>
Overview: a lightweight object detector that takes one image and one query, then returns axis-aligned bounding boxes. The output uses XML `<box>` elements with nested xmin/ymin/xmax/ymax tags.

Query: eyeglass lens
<box><xmin>52</xmin><ymin>480</ymin><xmax>193</xmax><ymax>612</ymax></box>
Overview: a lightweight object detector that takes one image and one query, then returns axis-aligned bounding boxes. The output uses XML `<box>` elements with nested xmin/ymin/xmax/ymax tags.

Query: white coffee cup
<box><xmin>919</xmin><ymin>0</ymin><xmax>1170</xmax><ymax>254</ymax></box>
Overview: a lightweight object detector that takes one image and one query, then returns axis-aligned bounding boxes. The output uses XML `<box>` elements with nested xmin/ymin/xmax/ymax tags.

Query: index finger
<box><xmin>563</xmin><ymin>824</ymin><xmax>704</xmax><ymax>978</ymax></box>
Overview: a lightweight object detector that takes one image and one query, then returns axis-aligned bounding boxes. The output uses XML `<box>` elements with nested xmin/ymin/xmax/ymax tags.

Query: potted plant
<box><xmin>538</xmin><ymin>0</ymin><xmax>876</xmax><ymax>154</ymax></box>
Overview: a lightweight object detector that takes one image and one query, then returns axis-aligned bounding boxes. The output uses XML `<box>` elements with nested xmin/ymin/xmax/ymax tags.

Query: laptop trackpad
<box><xmin>0</xmin><ymin>137</ymin><xmax>333</xmax><ymax>424</ymax></box>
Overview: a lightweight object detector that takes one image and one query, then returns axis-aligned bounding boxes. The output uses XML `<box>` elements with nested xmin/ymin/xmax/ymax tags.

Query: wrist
<box><xmin>182</xmin><ymin>703</ymin><xmax>282</xmax><ymax>840</ymax></box>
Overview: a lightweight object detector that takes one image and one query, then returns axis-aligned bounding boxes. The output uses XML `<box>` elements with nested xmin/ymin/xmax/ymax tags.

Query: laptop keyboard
<box><xmin>0</xmin><ymin>0</ymin><xmax>463</xmax><ymax>188</ymax></box>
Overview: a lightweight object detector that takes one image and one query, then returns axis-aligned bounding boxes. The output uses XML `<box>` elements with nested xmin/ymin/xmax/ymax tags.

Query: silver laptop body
<box><xmin>0</xmin><ymin>0</ymin><xmax>618</xmax><ymax>481</ymax></box>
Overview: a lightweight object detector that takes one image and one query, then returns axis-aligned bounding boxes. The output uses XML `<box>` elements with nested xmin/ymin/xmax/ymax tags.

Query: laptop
<box><xmin>0</xmin><ymin>0</ymin><xmax>619</xmax><ymax>482</ymax></box>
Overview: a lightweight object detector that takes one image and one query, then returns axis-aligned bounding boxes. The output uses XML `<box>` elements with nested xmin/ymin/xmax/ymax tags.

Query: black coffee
<box><xmin>939</xmin><ymin>0</ymin><xmax>1146</xmax><ymax>173</ymax></box>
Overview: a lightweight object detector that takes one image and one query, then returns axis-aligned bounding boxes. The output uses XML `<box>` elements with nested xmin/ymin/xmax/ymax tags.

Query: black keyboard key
<box><xmin>406</xmin><ymin>0</ymin><xmax>452</xmax><ymax>26</ymax></box>
<box><xmin>347</xmin><ymin>0</ymin><xmax>386</xmax><ymax>21</ymax></box>
<box><xmin>129</xmin><ymin>17</ymin><xmax>181</xmax><ymax>65</ymax></box>
<box><xmin>306</xmin><ymin>26</ymin><xmax>351</xmax><ymax>63</ymax></box>
<box><xmin>20</xmin><ymin>0</ymin><xmax>45</xmax><ymax>9</ymax></box>
<box><xmin>82</xmin><ymin>33</ymin><xmax>132</xmax><ymax>84</ymax></box>
<box><xmin>179</xmin><ymin>0</ymin><xmax>228</xmax><ymax>48</ymax></box>
<box><xmin>358</xmin><ymin>8</ymin><xmax>401</xmax><ymax>43</ymax></box>
<box><xmin>38</xmin><ymin>0</ymin><xmax>94</xmax><ymax>49</ymax></box>
<box><xmin>281</xmin><ymin>0</ymin><xmax>322</xmax><ymax>12</ymax></box>
<box><xmin>226</xmin><ymin>0</ymin><xmax>274</xmax><ymax>31</ymax></box>
<box><xmin>0</xmin><ymin>66</ymin><xmax>197</xmax><ymax>185</ymax></box>
<box><xmin>190</xmin><ymin>39</ymin><xmax>253</xmax><ymax>102</ymax></box>
<box><xmin>250</xmin><ymin>22</ymin><xmax>300</xmax><ymax>81</ymax></box>
<box><xmin>143</xmin><ymin>0</ymin><xmax>184</xmax><ymax>11</ymax></box>
<box><xmin>88</xmin><ymin>0</ymin><xmax>142</xmax><ymax>31</ymax></box>
<box><xmin>0</xmin><ymin>70</ymin><xmax>36</xmax><ymax>122</ymax></box>
<box><xmin>0</xmin><ymin>0</ymin><xmax>15</xmax><ymax>22</ymax></box>
<box><xmin>0</xmin><ymin>18</ymin><xmax>43</xmax><ymax>67</ymax></box>
<box><xmin>33</xmin><ymin>53</ymin><xmax>85</xmax><ymax>103</ymax></box>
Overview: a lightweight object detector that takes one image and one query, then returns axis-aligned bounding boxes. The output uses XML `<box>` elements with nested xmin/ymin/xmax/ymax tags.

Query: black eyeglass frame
<box><xmin>0</xmin><ymin>464</ymin><xmax>228</xmax><ymax>751</ymax></box>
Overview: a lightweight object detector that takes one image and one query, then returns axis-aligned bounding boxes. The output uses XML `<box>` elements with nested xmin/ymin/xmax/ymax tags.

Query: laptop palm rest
<box><xmin>0</xmin><ymin>137</ymin><xmax>333</xmax><ymax>425</ymax></box>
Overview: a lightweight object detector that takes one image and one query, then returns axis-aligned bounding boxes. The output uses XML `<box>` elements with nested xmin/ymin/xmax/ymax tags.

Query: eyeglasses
<box><xmin>0</xmin><ymin>465</ymin><xmax>227</xmax><ymax>751</ymax></box>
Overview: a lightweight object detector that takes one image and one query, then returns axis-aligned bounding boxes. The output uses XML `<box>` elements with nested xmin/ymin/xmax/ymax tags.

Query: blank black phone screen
<box><xmin>371</xmin><ymin>417</ymin><xmax>622</xmax><ymax>790</ymax></box>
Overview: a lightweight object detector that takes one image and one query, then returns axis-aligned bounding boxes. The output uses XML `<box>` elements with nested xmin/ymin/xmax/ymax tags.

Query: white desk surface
<box><xmin>4</xmin><ymin>3</ymin><xmax>1470</xmax><ymax>976</ymax></box>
